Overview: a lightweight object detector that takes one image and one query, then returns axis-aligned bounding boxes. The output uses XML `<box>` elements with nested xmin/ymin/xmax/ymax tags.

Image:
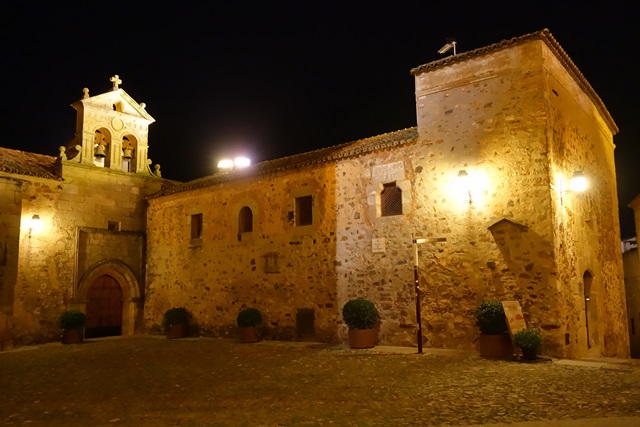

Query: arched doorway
<box><xmin>85</xmin><ymin>274</ymin><xmax>123</xmax><ymax>338</ymax></box>
<box><xmin>583</xmin><ymin>271</ymin><xmax>600</xmax><ymax>355</ymax></box>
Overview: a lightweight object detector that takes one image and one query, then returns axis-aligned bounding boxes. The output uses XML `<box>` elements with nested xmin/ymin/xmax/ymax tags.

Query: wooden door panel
<box><xmin>86</xmin><ymin>275</ymin><xmax>123</xmax><ymax>336</ymax></box>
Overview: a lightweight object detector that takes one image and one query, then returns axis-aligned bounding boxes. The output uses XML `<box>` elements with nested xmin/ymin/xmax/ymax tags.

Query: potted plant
<box><xmin>474</xmin><ymin>300</ymin><xmax>513</xmax><ymax>358</ymax></box>
<box><xmin>60</xmin><ymin>309</ymin><xmax>86</xmax><ymax>344</ymax></box>
<box><xmin>342</xmin><ymin>297</ymin><xmax>380</xmax><ymax>349</ymax></box>
<box><xmin>162</xmin><ymin>307</ymin><xmax>189</xmax><ymax>339</ymax></box>
<box><xmin>237</xmin><ymin>307</ymin><xmax>262</xmax><ymax>343</ymax></box>
<box><xmin>513</xmin><ymin>328</ymin><xmax>542</xmax><ymax>360</ymax></box>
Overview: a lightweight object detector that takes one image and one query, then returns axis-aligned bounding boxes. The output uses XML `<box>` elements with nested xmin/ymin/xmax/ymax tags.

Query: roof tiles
<box><xmin>0</xmin><ymin>147</ymin><xmax>62</xmax><ymax>181</ymax></box>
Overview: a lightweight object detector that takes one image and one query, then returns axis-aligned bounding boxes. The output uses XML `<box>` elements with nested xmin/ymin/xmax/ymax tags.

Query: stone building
<box><xmin>624</xmin><ymin>198</ymin><xmax>640</xmax><ymax>357</ymax></box>
<box><xmin>144</xmin><ymin>29</ymin><xmax>628</xmax><ymax>359</ymax></box>
<box><xmin>0</xmin><ymin>29</ymin><xmax>630</xmax><ymax>358</ymax></box>
<box><xmin>0</xmin><ymin>77</ymin><xmax>172</xmax><ymax>348</ymax></box>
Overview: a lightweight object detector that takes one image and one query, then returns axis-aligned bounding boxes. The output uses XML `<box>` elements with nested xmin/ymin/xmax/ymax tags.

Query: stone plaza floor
<box><xmin>1</xmin><ymin>336</ymin><xmax>639</xmax><ymax>426</ymax></box>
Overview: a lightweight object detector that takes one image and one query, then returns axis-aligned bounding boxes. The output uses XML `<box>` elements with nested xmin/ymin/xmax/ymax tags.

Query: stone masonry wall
<box><xmin>333</xmin><ymin>40</ymin><xmax>560</xmax><ymax>352</ymax></box>
<box><xmin>11</xmin><ymin>163</ymin><xmax>162</xmax><ymax>343</ymax></box>
<box><xmin>0</xmin><ymin>178</ymin><xmax>23</xmax><ymax>347</ymax></box>
<box><xmin>145</xmin><ymin>164</ymin><xmax>340</xmax><ymax>341</ymax></box>
<box><xmin>543</xmin><ymin>45</ymin><xmax>628</xmax><ymax>358</ymax></box>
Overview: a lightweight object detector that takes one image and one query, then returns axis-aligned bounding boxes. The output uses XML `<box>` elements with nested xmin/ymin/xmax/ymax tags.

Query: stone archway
<box><xmin>77</xmin><ymin>260</ymin><xmax>141</xmax><ymax>336</ymax></box>
<box><xmin>583</xmin><ymin>270</ymin><xmax>600</xmax><ymax>356</ymax></box>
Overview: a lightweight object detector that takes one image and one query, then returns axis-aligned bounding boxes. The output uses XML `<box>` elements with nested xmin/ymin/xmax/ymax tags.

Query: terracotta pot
<box><xmin>165</xmin><ymin>323</ymin><xmax>188</xmax><ymax>339</ymax></box>
<box><xmin>61</xmin><ymin>328</ymin><xmax>84</xmax><ymax>345</ymax></box>
<box><xmin>348</xmin><ymin>328</ymin><xmax>377</xmax><ymax>349</ymax></box>
<box><xmin>521</xmin><ymin>347</ymin><xmax>539</xmax><ymax>360</ymax></box>
<box><xmin>478</xmin><ymin>333</ymin><xmax>514</xmax><ymax>358</ymax></box>
<box><xmin>238</xmin><ymin>326</ymin><xmax>260</xmax><ymax>343</ymax></box>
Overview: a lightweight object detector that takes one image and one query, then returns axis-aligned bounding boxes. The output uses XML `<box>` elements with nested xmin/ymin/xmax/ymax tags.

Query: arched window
<box><xmin>239</xmin><ymin>206</ymin><xmax>253</xmax><ymax>233</ymax></box>
<box><xmin>381</xmin><ymin>182</ymin><xmax>402</xmax><ymax>216</ymax></box>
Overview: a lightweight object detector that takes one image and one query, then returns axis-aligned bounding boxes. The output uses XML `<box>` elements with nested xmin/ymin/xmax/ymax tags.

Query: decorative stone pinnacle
<box><xmin>82</xmin><ymin>88</ymin><xmax>90</xmax><ymax>99</ymax></box>
<box><xmin>110</xmin><ymin>75</ymin><xmax>122</xmax><ymax>90</ymax></box>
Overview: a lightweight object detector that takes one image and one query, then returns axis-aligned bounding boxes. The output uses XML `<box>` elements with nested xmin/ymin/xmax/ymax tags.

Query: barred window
<box><xmin>381</xmin><ymin>182</ymin><xmax>402</xmax><ymax>216</ymax></box>
<box><xmin>238</xmin><ymin>206</ymin><xmax>253</xmax><ymax>233</ymax></box>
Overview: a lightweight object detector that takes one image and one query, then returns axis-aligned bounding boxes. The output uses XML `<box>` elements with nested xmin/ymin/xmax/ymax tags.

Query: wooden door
<box><xmin>85</xmin><ymin>274</ymin><xmax>123</xmax><ymax>338</ymax></box>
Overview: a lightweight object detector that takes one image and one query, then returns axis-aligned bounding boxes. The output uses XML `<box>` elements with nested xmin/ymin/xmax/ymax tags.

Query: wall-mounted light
<box><xmin>569</xmin><ymin>171</ymin><xmax>588</xmax><ymax>193</ymax></box>
<box><xmin>29</xmin><ymin>214</ymin><xmax>42</xmax><ymax>237</ymax></box>
<box><xmin>458</xmin><ymin>170</ymin><xmax>472</xmax><ymax>204</ymax></box>
<box><xmin>551</xmin><ymin>170</ymin><xmax>588</xmax><ymax>207</ymax></box>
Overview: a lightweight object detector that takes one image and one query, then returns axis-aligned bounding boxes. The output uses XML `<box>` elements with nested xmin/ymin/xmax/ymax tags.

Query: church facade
<box><xmin>0</xmin><ymin>78</ymin><xmax>172</xmax><ymax>347</ymax></box>
<box><xmin>0</xmin><ymin>30</ymin><xmax>630</xmax><ymax>358</ymax></box>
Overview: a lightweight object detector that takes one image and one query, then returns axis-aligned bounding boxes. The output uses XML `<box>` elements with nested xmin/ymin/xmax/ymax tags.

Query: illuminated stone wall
<box><xmin>6</xmin><ymin>164</ymin><xmax>162</xmax><ymax>344</ymax></box>
<box><xmin>0</xmin><ymin>178</ymin><xmax>23</xmax><ymax>348</ymax></box>
<box><xmin>144</xmin><ymin>36</ymin><xmax>628</xmax><ymax>358</ymax></box>
<box><xmin>145</xmin><ymin>165</ymin><xmax>341</xmax><ymax>342</ymax></box>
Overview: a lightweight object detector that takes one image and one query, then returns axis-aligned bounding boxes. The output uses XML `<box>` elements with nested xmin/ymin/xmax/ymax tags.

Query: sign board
<box><xmin>502</xmin><ymin>300</ymin><xmax>527</xmax><ymax>338</ymax></box>
<box><xmin>372</xmin><ymin>238</ymin><xmax>385</xmax><ymax>253</ymax></box>
<box><xmin>372</xmin><ymin>161</ymin><xmax>405</xmax><ymax>183</ymax></box>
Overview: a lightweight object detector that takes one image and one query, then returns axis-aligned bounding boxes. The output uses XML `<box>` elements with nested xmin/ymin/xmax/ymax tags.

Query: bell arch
<box><xmin>93</xmin><ymin>127</ymin><xmax>112</xmax><ymax>168</ymax></box>
<box><xmin>121</xmin><ymin>134</ymin><xmax>138</xmax><ymax>172</ymax></box>
<box><xmin>76</xmin><ymin>259</ymin><xmax>142</xmax><ymax>336</ymax></box>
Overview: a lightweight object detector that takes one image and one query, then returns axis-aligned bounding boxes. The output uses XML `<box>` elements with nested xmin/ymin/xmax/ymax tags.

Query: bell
<box><xmin>122</xmin><ymin>148</ymin><xmax>132</xmax><ymax>159</ymax></box>
<box><xmin>95</xmin><ymin>144</ymin><xmax>106</xmax><ymax>158</ymax></box>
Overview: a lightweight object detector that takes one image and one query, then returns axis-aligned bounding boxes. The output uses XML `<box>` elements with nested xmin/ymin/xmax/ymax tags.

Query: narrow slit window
<box><xmin>191</xmin><ymin>213</ymin><xmax>203</xmax><ymax>239</ymax></box>
<box><xmin>381</xmin><ymin>182</ymin><xmax>402</xmax><ymax>216</ymax></box>
<box><xmin>295</xmin><ymin>196</ymin><xmax>313</xmax><ymax>226</ymax></box>
<box><xmin>238</xmin><ymin>206</ymin><xmax>253</xmax><ymax>233</ymax></box>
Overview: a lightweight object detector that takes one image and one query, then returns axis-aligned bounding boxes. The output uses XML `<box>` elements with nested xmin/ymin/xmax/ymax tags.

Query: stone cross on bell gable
<box><xmin>110</xmin><ymin>75</ymin><xmax>122</xmax><ymax>90</ymax></box>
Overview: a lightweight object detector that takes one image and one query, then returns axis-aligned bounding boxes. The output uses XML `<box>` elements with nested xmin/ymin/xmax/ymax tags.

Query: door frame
<box><xmin>75</xmin><ymin>259</ymin><xmax>141</xmax><ymax>336</ymax></box>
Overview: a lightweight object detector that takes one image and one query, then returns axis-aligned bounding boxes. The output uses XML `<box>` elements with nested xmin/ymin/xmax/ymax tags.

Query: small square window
<box><xmin>295</xmin><ymin>196</ymin><xmax>313</xmax><ymax>226</ymax></box>
<box><xmin>264</xmin><ymin>252</ymin><xmax>279</xmax><ymax>273</ymax></box>
<box><xmin>107</xmin><ymin>221</ymin><xmax>121</xmax><ymax>231</ymax></box>
<box><xmin>191</xmin><ymin>213</ymin><xmax>203</xmax><ymax>239</ymax></box>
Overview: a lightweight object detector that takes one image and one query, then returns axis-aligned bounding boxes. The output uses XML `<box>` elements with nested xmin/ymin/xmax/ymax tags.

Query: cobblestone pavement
<box><xmin>1</xmin><ymin>336</ymin><xmax>639</xmax><ymax>426</ymax></box>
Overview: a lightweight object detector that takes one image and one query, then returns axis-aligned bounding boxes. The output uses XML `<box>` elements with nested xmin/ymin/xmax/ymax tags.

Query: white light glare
<box><xmin>218</xmin><ymin>159</ymin><xmax>234</xmax><ymax>170</ymax></box>
<box><xmin>234</xmin><ymin>157</ymin><xmax>251</xmax><ymax>168</ymax></box>
<box><xmin>217</xmin><ymin>157</ymin><xmax>251</xmax><ymax>172</ymax></box>
<box><xmin>569</xmin><ymin>171</ymin><xmax>588</xmax><ymax>192</ymax></box>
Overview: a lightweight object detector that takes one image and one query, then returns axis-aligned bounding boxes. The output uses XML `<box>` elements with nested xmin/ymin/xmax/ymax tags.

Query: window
<box><xmin>191</xmin><ymin>213</ymin><xmax>203</xmax><ymax>239</ymax></box>
<box><xmin>264</xmin><ymin>252</ymin><xmax>279</xmax><ymax>273</ymax></box>
<box><xmin>381</xmin><ymin>182</ymin><xmax>402</xmax><ymax>216</ymax></box>
<box><xmin>107</xmin><ymin>221</ymin><xmax>121</xmax><ymax>231</ymax></box>
<box><xmin>295</xmin><ymin>196</ymin><xmax>313</xmax><ymax>226</ymax></box>
<box><xmin>238</xmin><ymin>206</ymin><xmax>253</xmax><ymax>233</ymax></box>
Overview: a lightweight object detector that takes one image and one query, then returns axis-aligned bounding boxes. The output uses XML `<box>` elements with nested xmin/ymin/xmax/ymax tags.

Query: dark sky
<box><xmin>1</xmin><ymin>1</ymin><xmax>637</xmax><ymax>237</ymax></box>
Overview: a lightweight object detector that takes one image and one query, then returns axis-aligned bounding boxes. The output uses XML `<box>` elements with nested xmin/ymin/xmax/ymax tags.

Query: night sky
<box><xmin>1</xmin><ymin>2</ymin><xmax>637</xmax><ymax>237</ymax></box>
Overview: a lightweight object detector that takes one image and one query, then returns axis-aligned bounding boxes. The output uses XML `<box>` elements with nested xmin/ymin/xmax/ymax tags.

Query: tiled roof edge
<box><xmin>410</xmin><ymin>29</ymin><xmax>618</xmax><ymax>134</ymax></box>
<box><xmin>147</xmin><ymin>127</ymin><xmax>418</xmax><ymax>199</ymax></box>
<box><xmin>0</xmin><ymin>148</ymin><xmax>63</xmax><ymax>181</ymax></box>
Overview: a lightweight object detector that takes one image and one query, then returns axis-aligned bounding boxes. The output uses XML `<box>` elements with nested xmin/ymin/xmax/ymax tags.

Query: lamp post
<box><xmin>412</xmin><ymin>236</ymin><xmax>446</xmax><ymax>354</ymax></box>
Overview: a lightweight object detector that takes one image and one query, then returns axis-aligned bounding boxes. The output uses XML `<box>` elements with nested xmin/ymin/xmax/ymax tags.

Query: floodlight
<box><xmin>438</xmin><ymin>40</ymin><xmax>457</xmax><ymax>55</ymax></box>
